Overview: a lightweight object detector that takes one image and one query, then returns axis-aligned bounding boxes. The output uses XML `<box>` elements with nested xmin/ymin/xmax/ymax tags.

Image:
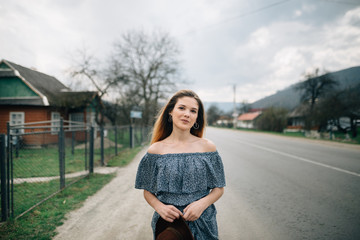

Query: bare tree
<box><xmin>206</xmin><ymin>105</ymin><xmax>223</xmax><ymax>126</ymax></box>
<box><xmin>295</xmin><ymin>68</ymin><xmax>338</xmax><ymax>111</ymax></box>
<box><xmin>109</xmin><ymin>30</ymin><xmax>182</xmax><ymax>125</ymax></box>
<box><xmin>68</xmin><ymin>47</ymin><xmax>127</xmax><ymax>125</ymax></box>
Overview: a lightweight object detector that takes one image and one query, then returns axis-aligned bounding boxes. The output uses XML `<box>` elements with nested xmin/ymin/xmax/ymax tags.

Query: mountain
<box><xmin>251</xmin><ymin>66</ymin><xmax>360</xmax><ymax>110</ymax></box>
<box><xmin>203</xmin><ymin>101</ymin><xmax>240</xmax><ymax>113</ymax></box>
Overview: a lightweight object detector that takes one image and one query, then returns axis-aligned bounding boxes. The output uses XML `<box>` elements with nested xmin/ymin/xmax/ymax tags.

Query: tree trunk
<box><xmin>350</xmin><ymin>117</ymin><xmax>357</xmax><ymax>138</ymax></box>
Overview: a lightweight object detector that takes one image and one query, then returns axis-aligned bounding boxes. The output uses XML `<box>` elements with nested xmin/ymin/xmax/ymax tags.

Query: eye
<box><xmin>191</xmin><ymin>110</ymin><xmax>197</xmax><ymax>113</ymax></box>
<box><xmin>178</xmin><ymin>106</ymin><xmax>184</xmax><ymax>110</ymax></box>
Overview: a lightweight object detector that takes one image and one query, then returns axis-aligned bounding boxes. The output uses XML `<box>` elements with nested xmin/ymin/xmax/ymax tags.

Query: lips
<box><xmin>181</xmin><ymin>119</ymin><xmax>190</xmax><ymax>124</ymax></box>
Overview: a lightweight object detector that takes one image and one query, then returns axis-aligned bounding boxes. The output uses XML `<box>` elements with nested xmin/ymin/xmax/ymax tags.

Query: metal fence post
<box><xmin>15</xmin><ymin>129</ymin><xmax>19</xmax><ymax>158</ymax></box>
<box><xmin>6</xmin><ymin>123</ymin><xmax>11</xmax><ymax>218</ymax></box>
<box><xmin>85</xmin><ymin>128</ymin><xmax>88</xmax><ymax>170</ymax></box>
<box><xmin>71</xmin><ymin>131</ymin><xmax>75</xmax><ymax>155</ymax></box>
<box><xmin>0</xmin><ymin>134</ymin><xmax>8</xmax><ymax>221</ymax></box>
<box><xmin>114</xmin><ymin>126</ymin><xmax>118</xmax><ymax>156</ymax></box>
<box><xmin>89</xmin><ymin>126</ymin><xmax>94</xmax><ymax>174</ymax></box>
<box><xmin>100</xmin><ymin>126</ymin><xmax>104</xmax><ymax>166</ymax></box>
<box><xmin>141</xmin><ymin>126</ymin><xmax>144</xmax><ymax>144</ymax></box>
<box><xmin>130</xmin><ymin>125</ymin><xmax>134</xmax><ymax>148</ymax></box>
<box><xmin>59</xmin><ymin>118</ymin><xmax>65</xmax><ymax>189</ymax></box>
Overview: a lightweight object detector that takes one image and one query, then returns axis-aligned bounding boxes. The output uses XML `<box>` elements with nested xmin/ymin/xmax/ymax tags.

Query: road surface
<box><xmin>210</xmin><ymin>127</ymin><xmax>360</xmax><ymax>240</ymax></box>
<box><xmin>54</xmin><ymin>127</ymin><xmax>360</xmax><ymax>239</ymax></box>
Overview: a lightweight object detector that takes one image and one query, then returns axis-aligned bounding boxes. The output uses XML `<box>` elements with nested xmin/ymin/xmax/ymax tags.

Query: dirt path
<box><xmin>52</xmin><ymin>145</ymin><xmax>233</xmax><ymax>239</ymax></box>
<box><xmin>14</xmin><ymin>167</ymin><xmax>119</xmax><ymax>184</ymax></box>
<box><xmin>53</xmin><ymin>147</ymin><xmax>154</xmax><ymax>240</ymax></box>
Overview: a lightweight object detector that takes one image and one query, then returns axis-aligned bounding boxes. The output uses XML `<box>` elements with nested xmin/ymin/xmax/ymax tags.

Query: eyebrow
<box><xmin>178</xmin><ymin>104</ymin><xmax>198</xmax><ymax>110</ymax></box>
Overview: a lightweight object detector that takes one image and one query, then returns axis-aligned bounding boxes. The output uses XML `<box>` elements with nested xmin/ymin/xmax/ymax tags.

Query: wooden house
<box><xmin>0</xmin><ymin>59</ymin><xmax>102</xmax><ymax>146</ymax></box>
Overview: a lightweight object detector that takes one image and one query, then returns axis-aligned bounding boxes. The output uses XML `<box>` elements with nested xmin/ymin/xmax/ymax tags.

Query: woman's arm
<box><xmin>143</xmin><ymin>190</ymin><xmax>183</xmax><ymax>222</ymax></box>
<box><xmin>183</xmin><ymin>187</ymin><xmax>224</xmax><ymax>221</ymax></box>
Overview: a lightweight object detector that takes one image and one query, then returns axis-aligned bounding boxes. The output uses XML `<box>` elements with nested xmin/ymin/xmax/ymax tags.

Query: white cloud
<box><xmin>1</xmin><ymin>1</ymin><xmax>359</xmax><ymax>104</ymax></box>
<box><xmin>230</xmin><ymin>6</ymin><xmax>360</xmax><ymax>103</ymax></box>
<box><xmin>301</xmin><ymin>3</ymin><xmax>316</xmax><ymax>14</ymax></box>
<box><xmin>294</xmin><ymin>10</ymin><xmax>302</xmax><ymax>17</ymax></box>
<box><xmin>247</xmin><ymin>27</ymin><xmax>272</xmax><ymax>49</ymax></box>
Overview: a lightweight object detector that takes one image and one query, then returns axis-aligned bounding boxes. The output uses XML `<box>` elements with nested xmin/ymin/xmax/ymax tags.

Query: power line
<box><xmin>212</xmin><ymin>0</ymin><xmax>293</xmax><ymax>25</ymax></box>
<box><xmin>179</xmin><ymin>0</ymin><xmax>293</xmax><ymax>36</ymax></box>
<box><xmin>319</xmin><ymin>0</ymin><xmax>360</xmax><ymax>5</ymax></box>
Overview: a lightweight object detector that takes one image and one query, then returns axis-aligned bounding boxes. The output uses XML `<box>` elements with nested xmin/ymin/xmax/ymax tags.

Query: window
<box><xmin>69</xmin><ymin>112</ymin><xmax>84</xmax><ymax>130</ymax></box>
<box><xmin>51</xmin><ymin>112</ymin><xmax>60</xmax><ymax>134</ymax></box>
<box><xmin>9</xmin><ymin>112</ymin><xmax>25</xmax><ymax>134</ymax></box>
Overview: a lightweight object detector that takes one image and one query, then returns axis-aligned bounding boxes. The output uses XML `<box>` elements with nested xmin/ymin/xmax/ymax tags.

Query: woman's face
<box><xmin>170</xmin><ymin>96</ymin><xmax>199</xmax><ymax>131</ymax></box>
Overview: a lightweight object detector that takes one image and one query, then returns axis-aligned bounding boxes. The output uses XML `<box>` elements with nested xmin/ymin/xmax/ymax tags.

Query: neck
<box><xmin>168</xmin><ymin>127</ymin><xmax>193</xmax><ymax>143</ymax></box>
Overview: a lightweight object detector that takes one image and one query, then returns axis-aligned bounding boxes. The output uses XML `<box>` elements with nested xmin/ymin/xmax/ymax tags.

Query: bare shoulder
<box><xmin>199</xmin><ymin>138</ymin><xmax>217</xmax><ymax>152</ymax></box>
<box><xmin>147</xmin><ymin>142</ymin><xmax>163</xmax><ymax>154</ymax></box>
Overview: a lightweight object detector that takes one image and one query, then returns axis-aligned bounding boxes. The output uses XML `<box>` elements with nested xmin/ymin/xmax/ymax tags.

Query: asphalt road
<box><xmin>208</xmin><ymin>127</ymin><xmax>360</xmax><ymax>240</ymax></box>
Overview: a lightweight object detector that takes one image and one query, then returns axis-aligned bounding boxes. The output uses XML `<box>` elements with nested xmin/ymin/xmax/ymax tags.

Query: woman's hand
<box><xmin>183</xmin><ymin>199</ymin><xmax>207</xmax><ymax>222</ymax></box>
<box><xmin>156</xmin><ymin>204</ymin><xmax>183</xmax><ymax>223</ymax></box>
<box><xmin>143</xmin><ymin>190</ymin><xmax>183</xmax><ymax>223</ymax></box>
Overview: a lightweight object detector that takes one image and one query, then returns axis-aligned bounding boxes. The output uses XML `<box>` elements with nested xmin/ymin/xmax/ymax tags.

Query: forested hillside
<box><xmin>251</xmin><ymin>66</ymin><xmax>360</xmax><ymax>110</ymax></box>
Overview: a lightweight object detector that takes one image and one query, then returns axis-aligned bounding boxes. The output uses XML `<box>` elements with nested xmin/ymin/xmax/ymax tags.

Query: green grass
<box><xmin>226</xmin><ymin>126</ymin><xmax>360</xmax><ymax>144</ymax></box>
<box><xmin>107</xmin><ymin>146</ymin><xmax>142</xmax><ymax>167</ymax></box>
<box><xmin>107</xmin><ymin>128</ymin><xmax>131</xmax><ymax>146</ymax></box>
<box><xmin>233</xmin><ymin>127</ymin><xmax>306</xmax><ymax>138</ymax></box>
<box><xmin>0</xmin><ymin>147</ymin><xmax>144</xmax><ymax>240</ymax></box>
<box><xmin>282</xmin><ymin>132</ymin><xmax>306</xmax><ymax>138</ymax></box>
<box><xmin>0</xmin><ymin>173</ymin><xmax>115</xmax><ymax>240</ymax></box>
<box><xmin>107</xmin><ymin>127</ymin><xmax>150</xmax><ymax>147</ymax></box>
<box><xmin>13</xmin><ymin>147</ymin><xmax>88</xmax><ymax>178</ymax></box>
<box><xmin>332</xmin><ymin>127</ymin><xmax>360</xmax><ymax>144</ymax></box>
<box><xmin>13</xmin><ymin>144</ymin><xmax>130</xmax><ymax>178</ymax></box>
<box><xmin>13</xmin><ymin>180</ymin><xmax>60</xmax><ymax>217</ymax></box>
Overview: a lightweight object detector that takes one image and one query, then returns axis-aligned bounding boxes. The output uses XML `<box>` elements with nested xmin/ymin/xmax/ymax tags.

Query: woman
<box><xmin>135</xmin><ymin>90</ymin><xmax>226</xmax><ymax>240</ymax></box>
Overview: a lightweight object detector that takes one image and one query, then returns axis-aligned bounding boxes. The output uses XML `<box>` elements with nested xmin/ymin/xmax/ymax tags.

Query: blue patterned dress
<box><xmin>135</xmin><ymin>151</ymin><xmax>226</xmax><ymax>240</ymax></box>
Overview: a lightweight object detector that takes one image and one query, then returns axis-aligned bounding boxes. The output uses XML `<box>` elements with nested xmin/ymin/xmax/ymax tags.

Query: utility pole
<box><xmin>232</xmin><ymin>84</ymin><xmax>238</xmax><ymax>128</ymax></box>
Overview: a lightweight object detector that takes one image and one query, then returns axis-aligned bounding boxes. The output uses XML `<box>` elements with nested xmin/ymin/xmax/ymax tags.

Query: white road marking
<box><xmin>239</xmin><ymin>141</ymin><xmax>360</xmax><ymax>178</ymax></box>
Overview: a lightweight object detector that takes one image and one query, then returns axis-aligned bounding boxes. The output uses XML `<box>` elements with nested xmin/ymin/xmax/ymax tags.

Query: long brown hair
<box><xmin>151</xmin><ymin>90</ymin><xmax>206</xmax><ymax>144</ymax></box>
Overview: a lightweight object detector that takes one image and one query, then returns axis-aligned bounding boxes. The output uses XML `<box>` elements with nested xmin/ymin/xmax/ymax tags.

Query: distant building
<box><xmin>237</xmin><ymin>111</ymin><xmax>262</xmax><ymax>129</ymax></box>
<box><xmin>216</xmin><ymin>115</ymin><xmax>232</xmax><ymax>127</ymax></box>
<box><xmin>286</xmin><ymin>104</ymin><xmax>308</xmax><ymax>132</ymax></box>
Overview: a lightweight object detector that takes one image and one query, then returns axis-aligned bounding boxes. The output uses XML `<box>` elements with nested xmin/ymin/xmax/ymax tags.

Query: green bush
<box><xmin>255</xmin><ymin>107</ymin><xmax>288</xmax><ymax>132</ymax></box>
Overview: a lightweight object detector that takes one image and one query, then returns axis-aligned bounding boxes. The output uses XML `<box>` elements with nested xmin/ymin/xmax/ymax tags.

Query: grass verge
<box><xmin>107</xmin><ymin>146</ymin><xmax>142</xmax><ymax>167</ymax></box>
<box><xmin>0</xmin><ymin>146</ymin><xmax>143</xmax><ymax>240</ymax></box>
<box><xmin>219</xmin><ymin>126</ymin><xmax>360</xmax><ymax>144</ymax></box>
<box><xmin>0</xmin><ymin>173</ymin><xmax>115</xmax><ymax>240</ymax></box>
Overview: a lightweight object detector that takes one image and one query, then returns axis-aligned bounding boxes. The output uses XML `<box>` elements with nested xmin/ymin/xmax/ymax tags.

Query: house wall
<box><xmin>237</xmin><ymin>120</ymin><xmax>254</xmax><ymax>129</ymax></box>
<box><xmin>0</xmin><ymin>77</ymin><xmax>38</xmax><ymax>97</ymax></box>
<box><xmin>0</xmin><ymin>106</ymin><xmax>61</xmax><ymax>145</ymax></box>
<box><xmin>289</xmin><ymin>117</ymin><xmax>304</xmax><ymax>127</ymax></box>
<box><xmin>1</xmin><ymin>106</ymin><xmax>42</xmax><ymax>133</ymax></box>
<box><xmin>1</xmin><ymin>106</ymin><xmax>94</xmax><ymax>146</ymax></box>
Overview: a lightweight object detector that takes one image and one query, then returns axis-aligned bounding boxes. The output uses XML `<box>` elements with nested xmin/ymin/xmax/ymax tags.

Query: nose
<box><xmin>184</xmin><ymin>110</ymin><xmax>190</xmax><ymax>117</ymax></box>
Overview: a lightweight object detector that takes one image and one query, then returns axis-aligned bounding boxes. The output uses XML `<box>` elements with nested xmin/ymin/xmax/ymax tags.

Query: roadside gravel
<box><xmin>53</xmin><ymin>147</ymin><xmax>154</xmax><ymax>240</ymax></box>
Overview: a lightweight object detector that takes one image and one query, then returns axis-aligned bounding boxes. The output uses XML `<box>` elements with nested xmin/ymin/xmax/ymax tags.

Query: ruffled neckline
<box><xmin>135</xmin><ymin>149</ymin><xmax>226</xmax><ymax>205</ymax></box>
<box><xmin>146</xmin><ymin>151</ymin><xmax>218</xmax><ymax>157</ymax></box>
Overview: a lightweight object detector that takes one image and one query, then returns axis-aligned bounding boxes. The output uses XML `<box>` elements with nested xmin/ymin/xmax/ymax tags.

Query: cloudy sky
<box><xmin>1</xmin><ymin>0</ymin><xmax>360</xmax><ymax>103</ymax></box>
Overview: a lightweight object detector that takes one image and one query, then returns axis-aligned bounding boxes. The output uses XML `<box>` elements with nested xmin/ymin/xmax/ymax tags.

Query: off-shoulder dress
<box><xmin>135</xmin><ymin>151</ymin><xmax>226</xmax><ymax>240</ymax></box>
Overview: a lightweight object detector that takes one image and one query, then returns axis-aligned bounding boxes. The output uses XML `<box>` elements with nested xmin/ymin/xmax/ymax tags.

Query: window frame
<box><xmin>51</xmin><ymin>111</ymin><xmax>61</xmax><ymax>134</ymax></box>
<box><xmin>9</xmin><ymin>112</ymin><xmax>25</xmax><ymax>134</ymax></box>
